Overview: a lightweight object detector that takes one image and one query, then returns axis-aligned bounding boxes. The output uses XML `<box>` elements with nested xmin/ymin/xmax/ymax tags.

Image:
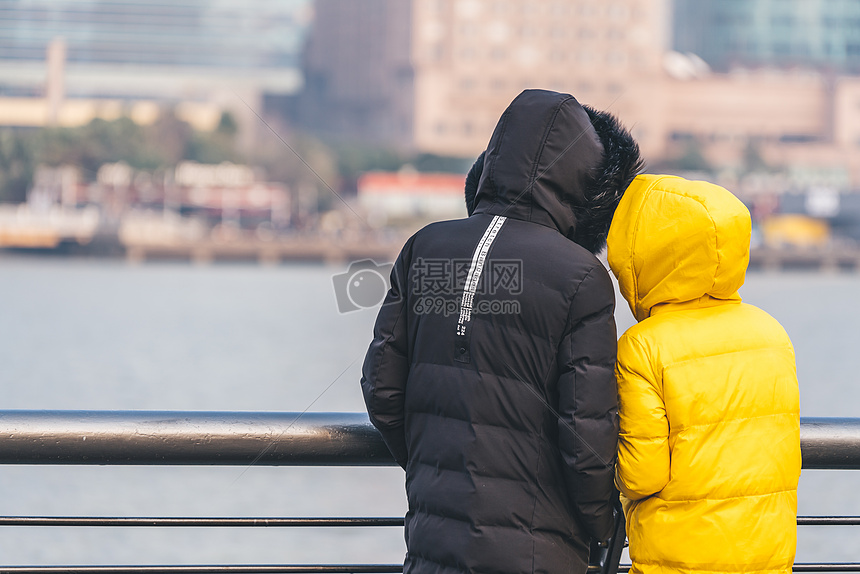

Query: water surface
<box><xmin>0</xmin><ymin>258</ymin><xmax>857</xmax><ymax>563</ymax></box>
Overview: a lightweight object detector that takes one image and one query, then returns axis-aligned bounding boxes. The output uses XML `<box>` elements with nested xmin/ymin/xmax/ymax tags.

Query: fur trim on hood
<box><xmin>576</xmin><ymin>105</ymin><xmax>645</xmax><ymax>254</ymax></box>
<box><xmin>464</xmin><ymin>151</ymin><xmax>485</xmax><ymax>217</ymax></box>
<box><xmin>464</xmin><ymin>103</ymin><xmax>643</xmax><ymax>254</ymax></box>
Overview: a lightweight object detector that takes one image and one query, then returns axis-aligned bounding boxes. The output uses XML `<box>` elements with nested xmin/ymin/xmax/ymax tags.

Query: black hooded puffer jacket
<box><xmin>361</xmin><ymin>90</ymin><xmax>642</xmax><ymax>574</ymax></box>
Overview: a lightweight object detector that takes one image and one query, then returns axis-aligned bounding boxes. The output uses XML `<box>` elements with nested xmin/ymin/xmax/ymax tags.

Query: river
<box><xmin>0</xmin><ymin>256</ymin><xmax>857</xmax><ymax>564</ymax></box>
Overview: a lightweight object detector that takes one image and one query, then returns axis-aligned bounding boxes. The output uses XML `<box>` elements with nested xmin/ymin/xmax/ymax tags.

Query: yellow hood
<box><xmin>607</xmin><ymin>174</ymin><xmax>751</xmax><ymax>322</ymax></box>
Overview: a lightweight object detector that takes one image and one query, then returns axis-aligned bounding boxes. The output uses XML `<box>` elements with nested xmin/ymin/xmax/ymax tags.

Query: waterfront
<box><xmin>0</xmin><ymin>257</ymin><xmax>858</xmax><ymax>564</ymax></box>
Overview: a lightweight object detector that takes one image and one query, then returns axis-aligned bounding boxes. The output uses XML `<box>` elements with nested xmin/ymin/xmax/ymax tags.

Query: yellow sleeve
<box><xmin>615</xmin><ymin>333</ymin><xmax>670</xmax><ymax>500</ymax></box>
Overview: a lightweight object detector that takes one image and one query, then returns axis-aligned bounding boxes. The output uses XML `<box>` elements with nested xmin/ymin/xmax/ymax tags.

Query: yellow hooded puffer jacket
<box><xmin>607</xmin><ymin>175</ymin><xmax>801</xmax><ymax>574</ymax></box>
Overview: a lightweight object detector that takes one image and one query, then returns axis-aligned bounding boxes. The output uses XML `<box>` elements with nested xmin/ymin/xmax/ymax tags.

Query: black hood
<box><xmin>469</xmin><ymin>90</ymin><xmax>643</xmax><ymax>254</ymax></box>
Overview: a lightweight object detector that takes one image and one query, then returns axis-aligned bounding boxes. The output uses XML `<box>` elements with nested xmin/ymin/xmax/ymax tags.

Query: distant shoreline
<box><xmin>3</xmin><ymin>244</ymin><xmax>860</xmax><ymax>273</ymax></box>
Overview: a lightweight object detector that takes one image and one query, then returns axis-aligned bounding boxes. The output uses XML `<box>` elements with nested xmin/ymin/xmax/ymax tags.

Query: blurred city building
<box><xmin>300</xmin><ymin>0</ymin><xmax>860</xmax><ymax>188</ymax></box>
<box><xmin>300</xmin><ymin>0</ymin><xmax>668</xmax><ymax>157</ymax></box>
<box><xmin>357</xmin><ymin>170</ymin><xmax>467</xmax><ymax>226</ymax></box>
<box><xmin>0</xmin><ymin>0</ymin><xmax>312</xmax><ymax>139</ymax></box>
<box><xmin>674</xmin><ymin>0</ymin><xmax>860</xmax><ymax>74</ymax></box>
<box><xmin>300</xmin><ymin>0</ymin><xmax>414</xmax><ymax>148</ymax></box>
<box><xmin>0</xmin><ymin>161</ymin><xmax>290</xmax><ymax>248</ymax></box>
<box><xmin>29</xmin><ymin>161</ymin><xmax>291</xmax><ymax>229</ymax></box>
<box><xmin>0</xmin><ymin>158</ymin><xmax>409</xmax><ymax>261</ymax></box>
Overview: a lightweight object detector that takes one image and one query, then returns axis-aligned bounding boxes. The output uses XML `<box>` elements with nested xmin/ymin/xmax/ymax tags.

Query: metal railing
<box><xmin>0</xmin><ymin>411</ymin><xmax>858</xmax><ymax>573</ymax></box>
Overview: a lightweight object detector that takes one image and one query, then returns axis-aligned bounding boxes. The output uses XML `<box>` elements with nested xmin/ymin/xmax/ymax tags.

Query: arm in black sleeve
<box><xmin>556</xmin><ymin>263</ymin><xmax>619</xmax><ymax>542</ymax></box>
<box><xmin>360</xmin><ymin>239</ymin><xmax>413</xmax><ymax>469</ymax></box>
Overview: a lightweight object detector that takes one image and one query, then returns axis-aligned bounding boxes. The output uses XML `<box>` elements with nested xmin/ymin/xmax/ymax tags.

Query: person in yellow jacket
<box><xmin>606</xmin><ymin>174</ymin><xmax>801</xmax><ymax>573</ymax></box>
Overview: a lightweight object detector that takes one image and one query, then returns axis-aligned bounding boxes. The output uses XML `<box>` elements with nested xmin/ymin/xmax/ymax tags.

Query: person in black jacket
<box><xmin>361</xmin><ymin>89</ymin><xmax>642</xmax><ymax>574</ymax></box>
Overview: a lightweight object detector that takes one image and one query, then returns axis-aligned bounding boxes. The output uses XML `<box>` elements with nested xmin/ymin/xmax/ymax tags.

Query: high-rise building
<box><xmin>0</xmin><ymin>0</ymin><xmax>312</xmax><ymax>100</ymax></box>
<box><xmin>301</xmin><ymin>0</ymin><xmax>670</xmax><ymax>156</ymax></box>
<box><xmin>674</xmin><ymin>0</ymin><xmax>860</xmax><ymax>73</ymax></box>
<box><xmin>300</xmin><ymin>0</ymin><xmax>860</xmax><ymax>188</ymax></box>
<box><xmin>300</xmin><ymin>0</ymin><xmax>414</xmax><ymax>147</ymax></box>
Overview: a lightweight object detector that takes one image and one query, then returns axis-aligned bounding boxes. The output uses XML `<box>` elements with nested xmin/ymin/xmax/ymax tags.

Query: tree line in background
<box><xmin>0</xmin><ymin>112</ymin><xmax>475</xmax><ymax>207</ymax></box>
<box><xmin>0</xmin><ymin>112</ymin><xmax>771</xmax><ymax>208</ymax></box>
<box><xmin>0</xmin><ymin>111</ymin><xmax>241</xmax><ymax>204</ymax></box>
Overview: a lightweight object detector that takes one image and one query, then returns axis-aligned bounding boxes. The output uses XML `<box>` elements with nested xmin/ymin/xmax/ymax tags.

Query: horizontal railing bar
<box><xmin>793</xmin><ymin>567</ymin><xmax>860</xmax><ymax>572</ymax></box>
<box><xmin>3</xmin><ymin>566</ymin><xmax>860</xmax><ymax>574</ymax></box>
<box><xmin>0</xmin><ymin>567</ymin><xmax>405</xmax><ymax>573</ymax></box>
<box><xmin>801</xmin><ymin>418</ymin><xmax>860</xmax><ymax>469</ymax></box>
<box><xmin>0</xmin><ymin>412</ymin><xmax>858</xmax><ymax>468</ymax></box>
<box><xmin>0</xmin><ymin>516</ymin><xmax>850</xmax><ymax>527</ymax></box>
<box><xmin>0</xmin><ymin>411</ymin><xmax>394</xmax><ymax>466</ymax></box>
<box><xmin>798</xmin><ymin>516</ymin><xmax>860</xmax><ymax>525</ymax></box>
<box><xmin>0</xmin><ymin>517</ymin><xmax>405</xmax><ymax>527</ymax></box>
